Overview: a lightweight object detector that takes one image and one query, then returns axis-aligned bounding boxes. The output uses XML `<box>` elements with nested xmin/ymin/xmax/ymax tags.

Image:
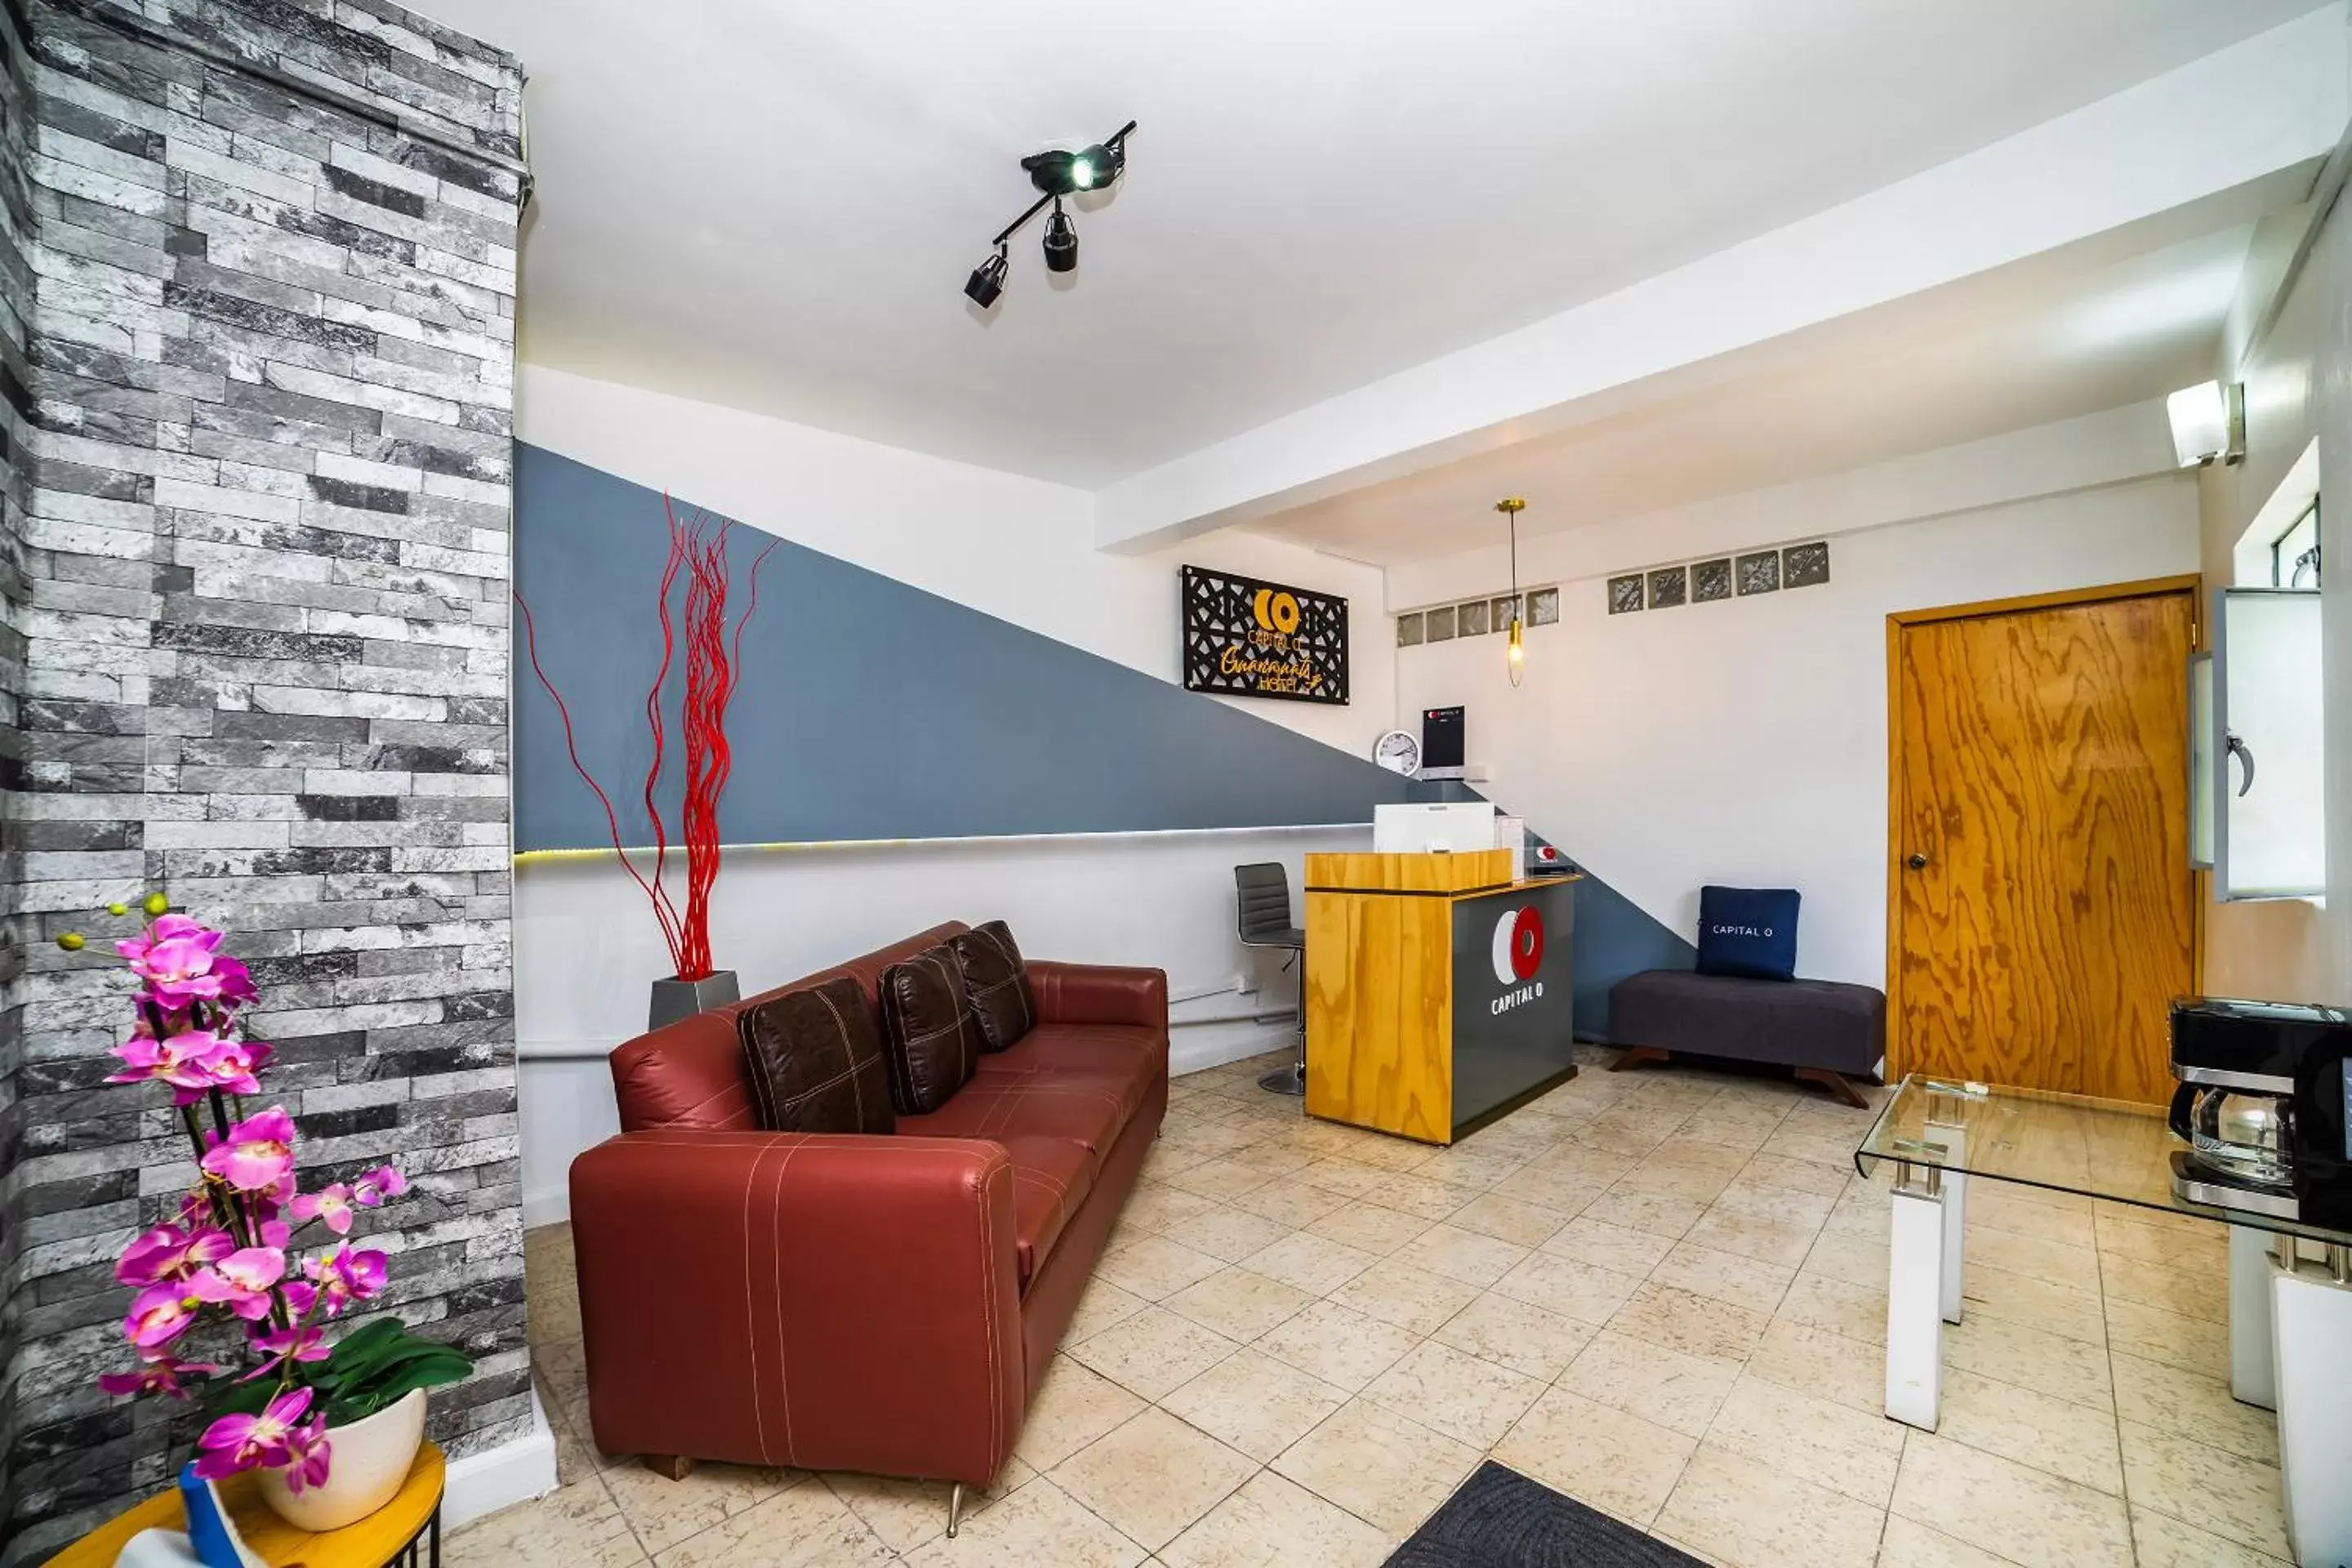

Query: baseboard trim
<box><xmin>1170</xmin><ymin>1024</ymin><xmax>1298</xmax><ymax>1077</ymax></box>
<box><xmin>523</xmin><ymin>1182</ymin><xmax>571</xmax><ymax>1230</ymax></box>
<box><xmin>444</xmin><ymin>1392</ymin><xmax>560</xmax><ymax>1527</ymax></box>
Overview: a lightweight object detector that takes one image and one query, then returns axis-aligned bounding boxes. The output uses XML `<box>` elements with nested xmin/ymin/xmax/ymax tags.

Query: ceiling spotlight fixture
<box><xmin>1496</xmin><ymin>497</ymin><xmax>1527</xmax><ymax>688</ymax></box>
<box><xmin>964</xmin><ymin>246</ymin><xmax>1009</xmax><ymax>308</ymax></box>
<box><xmin>963</xmin><ymin>118</ymin><xmax>1134</xmax><ymax>310</ymax></box>
<box><xmin>1042</xmin><ymin>201</ymin><xmax>1078</xmax><ymax>273</ymax></box>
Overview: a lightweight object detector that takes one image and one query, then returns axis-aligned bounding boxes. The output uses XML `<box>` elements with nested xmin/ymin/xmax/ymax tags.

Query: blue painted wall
<box><xmin>512</xmin><ymin>443</ymin><xmax>1424</xmax><ymax>849</ymax></box>
<box><xmin>511</xmin><ymin>441</ymin><xmax>1691</xmax><ymax>1034</ymax></box>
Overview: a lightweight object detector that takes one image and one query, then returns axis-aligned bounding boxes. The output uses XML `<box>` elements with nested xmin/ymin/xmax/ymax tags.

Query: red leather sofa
<box><xmin>568</xmin><ymin>922</ymin><xmax>1169</xmax><ymax>1494</ymax></box>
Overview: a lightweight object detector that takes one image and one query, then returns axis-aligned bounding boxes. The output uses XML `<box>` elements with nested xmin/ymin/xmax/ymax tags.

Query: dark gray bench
<box><xmin>1606</xmin><ymin>969</ymin><xmax>1886</xmax><ymax>1107</ymax></box>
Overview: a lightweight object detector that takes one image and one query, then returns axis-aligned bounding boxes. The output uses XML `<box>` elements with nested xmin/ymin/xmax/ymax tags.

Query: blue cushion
<box><xmin>1695</xmin><ymin>886</ymin><xmax>1799</xmax><ymax>981</ymax></box>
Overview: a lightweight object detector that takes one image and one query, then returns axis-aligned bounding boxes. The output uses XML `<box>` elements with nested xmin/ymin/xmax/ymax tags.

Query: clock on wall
<box><xmin>1373</xmin><ymin>729</ymin><xmax>1421</xmax><ymax>777</ymax></box>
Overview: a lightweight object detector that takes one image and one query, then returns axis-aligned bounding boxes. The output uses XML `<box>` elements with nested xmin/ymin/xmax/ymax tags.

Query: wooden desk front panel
<box><xmin>1303</xmin><ymin>889</ymin><xmax>1453</xmax><ymax>1142</ymax></box>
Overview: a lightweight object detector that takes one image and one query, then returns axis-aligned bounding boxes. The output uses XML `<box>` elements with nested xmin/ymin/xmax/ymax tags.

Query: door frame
<box><xmin>1882</xmin><ymin>573</ymin><xmax>2204</xmax><ymax>1084</ymax></box>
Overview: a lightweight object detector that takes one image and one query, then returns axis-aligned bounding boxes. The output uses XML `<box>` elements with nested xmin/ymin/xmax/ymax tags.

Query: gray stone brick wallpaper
<box><xmin>0</xmin><ymin>0</ymin><xmax>525</xmax><ymax>1556</ymax></box>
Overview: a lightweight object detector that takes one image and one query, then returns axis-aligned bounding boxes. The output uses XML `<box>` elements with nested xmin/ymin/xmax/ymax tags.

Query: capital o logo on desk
<box><xmin>1491</xmin><ymin>905</ymin><xmax>1544</xmax><ymax>985</ymax></box>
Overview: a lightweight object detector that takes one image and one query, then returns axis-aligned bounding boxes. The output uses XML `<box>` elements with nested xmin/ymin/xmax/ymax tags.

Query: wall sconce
<box><xmin>1496</xmin><ymin>497</ymin><xmax>1526</xmax><ymax>687</ymax></box>
<box><xmin>2167</xmin><ymin>381</ymin><xmax>2244</xmax><ymax>468</ymax></box>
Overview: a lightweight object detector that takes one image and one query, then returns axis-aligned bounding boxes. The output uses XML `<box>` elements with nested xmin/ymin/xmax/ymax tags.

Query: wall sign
<box><xmin>1183</xmin><ymin>565</ymin><xmax>1349</xmax><ymax>704</ymax></box>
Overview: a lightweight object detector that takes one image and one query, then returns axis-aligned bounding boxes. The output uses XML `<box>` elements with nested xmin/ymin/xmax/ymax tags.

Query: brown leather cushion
<box><xmin>996</xmin><ymin>1134</ymin><xmax>1095</xmax><ymax>1290</ymax></box>
<box><xmin>737</xmin><ymin>977</ymin><xmax>895</xmax><ymax>1137</ymax></box>
<box><xmin>947</xmin><ymin>920</ymin><xmax>1036</xmax><ymax>1053</ymax></box>
<box><xmin>610</xmin><ymin>922</ymin><xmax>968</xmax><ymax>1132</ymax></box>
<box><xmin>898</xmin><ymin>1078</ymin><xmax>1131</xmax><ymax>1169</ymax></box>
<box><xmin>879</xmin><ymin>946</ymin><xmax>983</xmax><ymax>1115</ymax></box>
<box><xmin>971</xmin><ymin>1024</ymin><xmax>1159</xmax><ymax>1129</ymax></box>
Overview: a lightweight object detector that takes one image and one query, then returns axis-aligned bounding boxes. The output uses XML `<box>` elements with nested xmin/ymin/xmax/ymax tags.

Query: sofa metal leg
<box><xmin>947</xmin><ymin>1481</ymin><xmax>967</xmax><ymax>1539</ymax></box>
<box><xmin>643</xmin><ymin>1454</ymin><xmax>697</xmax><ymax>1481</ymax></box>
<box><xmin>1795</xmin><ymin>1066</ymin><xmax>1869</xmax><ymax>1109</ymax></box>
<box><xmin>1610</xmin><ymin>1046</ymin><xmax>1669</xmax><ymax>1072</ymax></box>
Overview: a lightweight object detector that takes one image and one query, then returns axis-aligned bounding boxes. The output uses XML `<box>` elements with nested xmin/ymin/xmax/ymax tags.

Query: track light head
<box><xmin>1022</xmin><ymin>136</ymin><xmax>1127</xmax><ymax>198</ymax></box>
<box><xmin>964</xmin><ymin>247</ymin><xmax>1009</xmax><ymax>308</ymax></box>
<box><xmin>1042</xmin><ymin>202</ymin><xmax>1078</xmax><ymax>273</ymax></box>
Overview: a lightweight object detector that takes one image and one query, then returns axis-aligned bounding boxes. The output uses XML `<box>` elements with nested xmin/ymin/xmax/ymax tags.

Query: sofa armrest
<box><xmin>568</xmin><ymin>1129</ymin><xmax>1023</xmax><ymax>1485</ymax></box>
<box><xmin>1027</xmin><ymin>960</ymin><xmax>1168</xmax><ymax>1032</ymax></box>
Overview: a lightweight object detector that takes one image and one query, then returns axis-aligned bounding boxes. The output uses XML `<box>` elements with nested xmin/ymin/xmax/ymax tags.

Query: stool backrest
<box><xmin>1234</xmin><ymin>862</ymin><xmax>1296</xmax><ymax>945</ymax></box>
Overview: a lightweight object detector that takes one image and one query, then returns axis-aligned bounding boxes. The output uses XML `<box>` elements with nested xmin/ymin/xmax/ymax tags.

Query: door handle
<box><xmin>1906</xmin><ymin>853</ymin><xmax>1929</xmax><ymax>871</ymax></box>
<box><xmin>2225</xmin><ymin>733</ymin><xmax>2255</xmax><ymax>798</ymax></box>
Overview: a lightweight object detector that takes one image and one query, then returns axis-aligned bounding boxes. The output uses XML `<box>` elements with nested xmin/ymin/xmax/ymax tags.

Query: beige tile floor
<box><xmin>465</xmin><ymin>1046</ymin><xmax>2286</xmax><ymax>1567</ymax></box>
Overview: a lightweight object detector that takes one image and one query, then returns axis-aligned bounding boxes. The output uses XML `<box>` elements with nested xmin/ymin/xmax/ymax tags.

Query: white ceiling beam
<box><xmin>1094</xmin><ymin>7</ymin><xmax>2350</xmax><ymax>553</ymax></box>
<box><xmin>1384</xmin><ymin>399</ymin><xmax>2183</xmax><ymax>611</ymax></box>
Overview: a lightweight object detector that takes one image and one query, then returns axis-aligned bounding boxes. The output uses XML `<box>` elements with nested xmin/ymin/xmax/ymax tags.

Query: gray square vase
<box><xmin>648</xmin><ymin>970</ymin><xmax>741</xmax><ymax>1031</ymax></box>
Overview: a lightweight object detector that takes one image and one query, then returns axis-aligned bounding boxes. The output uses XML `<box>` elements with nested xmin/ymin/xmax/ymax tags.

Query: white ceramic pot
<box><xmin>256</xmin><ymin>1388</ymin><xmax>426</xmax><ymax>1531</ymax></box>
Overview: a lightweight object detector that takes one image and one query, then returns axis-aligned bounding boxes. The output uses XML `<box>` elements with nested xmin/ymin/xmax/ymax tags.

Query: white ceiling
<box><xmin>1254</xmin><ymin>198</ymin><xmax>2284</xmax><ymax>564</ymax></box>
<box><xmin>429</xmin><ymin>0</ymin><xmax>2319</xmax><ymax>486</ymax></box>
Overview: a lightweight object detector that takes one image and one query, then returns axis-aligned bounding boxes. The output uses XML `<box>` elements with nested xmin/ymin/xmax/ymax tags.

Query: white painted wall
<box><xmin>515</xmin><ymin>824</ymin><xmax>1363</xmax><ymax>1224</ymax></box>
<box><xmin>2197</xmin><ymin>178</ymin><xmax>2352</xmax><ymax>1006</ymax></box>
<box><xmin>516</xmin><ymin>364</ymin><xmax>1396</xmax><ymax>759</ymax></box>
<box><xmin>1391</xmin><ymin>442</ymin><xmax>2199</xmax><ymax>990</ymax></box>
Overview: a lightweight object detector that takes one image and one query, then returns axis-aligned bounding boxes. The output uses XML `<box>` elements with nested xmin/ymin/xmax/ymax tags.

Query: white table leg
<box><xmin>1886</xmin><ymin>1167</ymin><xmax>1947</xmax><ymax>1430</ymax></box>
<box><xmin>2272</xmin><ymin>1244</ymin><xmax>2352</xmax><ymax>1566</ymax></box>
<box><xmin>2228</xmin><ymin>1225</ymin><xmax>2280</xmax><ymax>1411</ymax></box>
<box><xmin>1926</xmin><ymin>1117</ymin><xmax>1967</xmax><ymax>1324</ymax></box>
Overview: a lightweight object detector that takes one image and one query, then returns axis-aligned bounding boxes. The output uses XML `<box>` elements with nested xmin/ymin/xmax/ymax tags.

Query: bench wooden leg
<box><xmin>1610</xmin><ymin>1046</ymin><xmax>1670</xmax><ymax>1072</ymax></box>
<box><xmin>643</xmin><ymin>1454</ymin><xmax>697</xmax><ymax>1481</ymax></box>
<box><xmin>1795</xmin><ymin>1067</ymin><xmax>1869</xmax><ymax>1110</ymax></box>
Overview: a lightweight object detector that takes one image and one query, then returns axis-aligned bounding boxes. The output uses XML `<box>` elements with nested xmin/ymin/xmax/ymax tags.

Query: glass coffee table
<box><xmin>1856</xmin><ymin>1076</ymin><xmax>2352</xmax><ymax>1567</ymax></box>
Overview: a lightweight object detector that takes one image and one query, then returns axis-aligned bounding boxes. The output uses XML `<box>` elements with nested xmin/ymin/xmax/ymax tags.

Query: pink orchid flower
<box><xmin>116</xmin><ymin>913</ymin><xmax>206</xmax><ymax>964</ymax></box>
<box><xmin>291</xmin><ymin>1183</ymin><xmax>357</xmax><ymax>1235</ymax></box>
<box><xmin>240</xmin><ymin>1324</ymin><xmax>328</xmax><ymax>1383</ymax></box>
<box><xmin>123</xmin><ymin>1282</ymin><xmax>201</xmax><ymax>1350</ymax></box>
<box><xmin>277</xmin><ymin>1413</ymin><xmax>334</xmax><ymax>1493</ymax></box>
<box><xmin>200</xmin><ymin>1107</ymin><xmax>297</xmax><ymax>1193</ymax></box>
<box><xmin>186</xmin><ymin>1249</ymin><xmax>287</xmax><ymax>1321</ymax></box>
<box><xmin>194</xmin><ymin>1385</ymin><xmax>315</xmax><ymax>1480</ymax></box>
<box><xmin>208</xmin><ymin>953</ymin><xmax>259</xmax><ymax>1009</ymax></box>
<box><xmin>354</xmin><ymin>1165</ymin><xmax>408</xmax><ymax>1206</ymax></box>
<box><xmin>176</xmin><ymin>1033</ymin><xmax>272</xmax><ymax>1098</ymax></box>
<box><xmin>121</xmin><ymin>921</ymin><xmax>242</xmax><ymax>1012</ymax></box>
<box><xmin>305</xmin><ymin>1242</ymin><xmax>389</xmax><ymax>1318</ymax></box>
<box><xmin>115</xmin><ymin>1223</ymin><xmax>235</xmax><ymax>1289</ymax></box>
<box><xmin>107</xmin><ymin>1031</ymin><xmax>274</xmax><ymax>1107</ymax></box>
<box><xmin>98</xmin><ymin>1351</ymin><xmax>218</xmax><ymax>1400</ymax></box>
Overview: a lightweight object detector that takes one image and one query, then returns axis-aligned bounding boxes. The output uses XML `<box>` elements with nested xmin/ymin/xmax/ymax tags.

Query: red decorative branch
<box><xmin>516</xmin><ymin>494</ymin><xmax>773</xmax><ymax>982</ymax></box>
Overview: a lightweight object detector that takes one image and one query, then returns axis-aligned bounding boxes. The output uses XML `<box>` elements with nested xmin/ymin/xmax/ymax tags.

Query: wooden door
<box><xmin>1889</xmin><ymin>581</ymin><xmax>2197</xmax><ymax>1104</ymax></box>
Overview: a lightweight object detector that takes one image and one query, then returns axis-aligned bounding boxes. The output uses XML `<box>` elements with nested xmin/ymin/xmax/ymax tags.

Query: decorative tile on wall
<box><xmin>2</xmin><ymin>1</ymin><xmax>528</xmax><ymax>1555</ymax></box>
<box><xmin>1647</xmin><ymin>566</ymin><xmax>1688</xmax><ymax>608</ymax></box>
<box><xmin>1425</xmin><ymin>604</ymin><xmax>1458</xmax><ymax>640</ymax></box>
<box><xmin>1528</xmin><ymin>586</ymin><xmax>1560</xmax><ymax>626</ymax></box>
<box><xmin>1691</xmin><ymin>559</ymin><xmax>1732</xmax><ymax>603</ymax></box>
<box><xmin>1784</xmin><ymin>541</ymin><xmax>1832</xmax><ymax>587</ymax></box>
<box><xmin>1458</xmin><ymin>599</ymin><xmax>1490</xmax><ymax>636</ymax></box>
<box><xmin>1490</xmin><ymin>594</ymin><xmax>1521</xmax><ymax>630</ymax></box>
<box><xmin>1396</xmin><ymin>611</ymin><xmax>1425</xmax><ymax>646</ymax></box>
<box><xmin>1737</xmin><ymin>551</ymin><xmax>1782</xmax><ymax>595</ymax></box>
<box><xmin>1608</xmin><ymin>574</ymin><xmax>1646</xmax><ymax>615</ymax></box>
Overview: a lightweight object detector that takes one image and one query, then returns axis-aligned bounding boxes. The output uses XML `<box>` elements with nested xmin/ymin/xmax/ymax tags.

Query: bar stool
<box><xmin>1235</xmin><ymin>862</ymin><xmax>1307</xmax><ymax>1096</ymax></box>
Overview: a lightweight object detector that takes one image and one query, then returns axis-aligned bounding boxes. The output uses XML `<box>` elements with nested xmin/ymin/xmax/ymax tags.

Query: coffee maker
<box><xmin>2169</xmin><ymin>997</ymin><xmax>2352</xmax><ymax>1229</ymax></box>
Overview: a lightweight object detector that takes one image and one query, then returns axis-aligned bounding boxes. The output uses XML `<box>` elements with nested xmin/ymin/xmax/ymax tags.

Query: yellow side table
<box><xmin>45</xmin><ymin>1444</ymin><xmax>446</xmax><ymax>1568</ymax></box>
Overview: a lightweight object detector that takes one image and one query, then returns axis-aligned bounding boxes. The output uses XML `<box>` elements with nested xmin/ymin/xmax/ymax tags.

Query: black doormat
<box><xmin>1385</xmin><ymin>1462</ymin><xmax>1708</xmax><ymax>1566</ymax></box>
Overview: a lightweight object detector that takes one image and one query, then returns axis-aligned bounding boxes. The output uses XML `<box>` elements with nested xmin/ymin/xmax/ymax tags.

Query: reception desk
<box><xmin>1303</xmin><ymin>849</ymin><xmax>1581</xmax><ymax>1145</ymax></box>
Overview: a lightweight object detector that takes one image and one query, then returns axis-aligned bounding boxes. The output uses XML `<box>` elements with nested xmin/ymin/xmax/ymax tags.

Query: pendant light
<box><xmin>1496</xmin><ymin>496</ymin><xmax>1526</xmax><ymax>686</ymax></box>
